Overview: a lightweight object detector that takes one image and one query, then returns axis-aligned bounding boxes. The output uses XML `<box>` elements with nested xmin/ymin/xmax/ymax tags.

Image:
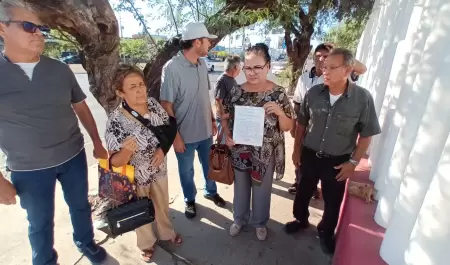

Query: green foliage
<box><xmin>322</xmin><ymin>17</ymin><xmax>369</xmax><ymax>52</ymax></box>
<box><xmin>120</xmin><ymin>38</ymin><xmax>149</xmax><ymax>63</ymax></box>
<box><xmin>43</xmin><ymin>31</ymin><xmax>79</xmax><ymax>59</ymax></box>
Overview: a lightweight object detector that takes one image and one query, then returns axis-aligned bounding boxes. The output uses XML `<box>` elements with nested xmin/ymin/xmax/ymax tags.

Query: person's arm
<box><xmin>160</xmin><ymin>64</ymin><xmax>186</xmax><ymax>152</ymax></box>
<box><xmin>69</xmin><ymin>69</ymin><xmax>108</xmax><ymax>159</ymax></box>
<box><xmin>291</xmin><ymin>75</ymin><xmax>306</xmax><ymax>137</ymax></box>
<box><xmin>0</xmin><ymin>172</ymin><xmax>16</xmax><ymax>205</ymax></box>
<box><xmin>335</xmin><ymin>93</ymin><xmax>381</xmax><ymax>181</ymax></box>
<box><xmin>292</xmin><ymin>91</ymin><xmax>311</xmax><ymax>166</ymax></box>
<box><xmin>353</xmin><ymin>59</ymin><xmax>367</xmax><ymax>76</ymax></box>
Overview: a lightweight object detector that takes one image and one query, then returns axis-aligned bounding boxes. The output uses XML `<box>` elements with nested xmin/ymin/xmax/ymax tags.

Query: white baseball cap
<box><xmin>182</xmin><ymin>22</ymin><xmax>217</xmax><ymax>40</ymax></box>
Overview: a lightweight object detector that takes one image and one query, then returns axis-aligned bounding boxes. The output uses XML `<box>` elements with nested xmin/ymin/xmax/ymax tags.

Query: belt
<box><xmin>304</xmin><ymin>146</ymin><xmax>342</xmax><ymax>159</ymax></box>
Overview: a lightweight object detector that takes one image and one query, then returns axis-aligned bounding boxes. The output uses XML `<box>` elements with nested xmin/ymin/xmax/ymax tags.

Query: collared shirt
<box><xmin>297</xmin><ymin>82</ymin><xmax>381</xmax><ymax>156</ymax></box>
<box><xmin>0</xmin><ymin>55</ymin><xmax>86</xmax><ymax>171</ymax></box>
<box><xmin>160</xmin><ymin>51</ymin><xmax>212</xmax><ymax>144</ymax></box>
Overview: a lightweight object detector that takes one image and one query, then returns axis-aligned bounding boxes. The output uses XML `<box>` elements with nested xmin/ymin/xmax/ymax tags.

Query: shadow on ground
<box><xmin>158</xmin><ymin>203</ymin><xmax>331</xmax><ymax>265</ymax></box>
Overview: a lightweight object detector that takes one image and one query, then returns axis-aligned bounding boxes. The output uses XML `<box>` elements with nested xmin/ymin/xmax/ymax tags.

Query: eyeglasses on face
<box><xmin>0</xmin><ymin>20</ymin><xmax>50</xmax><ymax>35</ymax></box>
<box><xmin>242</xmin><ymin>63</ymin><xmax>268</xmax><ymax>74</ymax></box>
<box><xmin>322</xmin><ymin>64</ymin><xmax>345</xmax><ymax>72</ymax></box>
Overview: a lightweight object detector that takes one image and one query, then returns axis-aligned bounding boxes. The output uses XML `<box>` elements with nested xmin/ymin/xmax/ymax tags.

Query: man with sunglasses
<box><xmin>0</xmin><ymin>1</ymin><xmax>109</xmax><ymax>265</ymax></box>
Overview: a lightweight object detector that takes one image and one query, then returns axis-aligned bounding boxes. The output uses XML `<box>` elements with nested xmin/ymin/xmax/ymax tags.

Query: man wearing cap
<box><xmin>160</xmin><ymin>22</ymin><xmax>226</xmax><ymax>219</ymax></box>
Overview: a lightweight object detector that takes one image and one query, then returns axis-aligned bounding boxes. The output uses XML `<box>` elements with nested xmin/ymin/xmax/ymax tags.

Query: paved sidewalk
<box><xmin>0</xmin><ymin>134</ymin><xmax>329</xmax><ymax>265</ymax></box>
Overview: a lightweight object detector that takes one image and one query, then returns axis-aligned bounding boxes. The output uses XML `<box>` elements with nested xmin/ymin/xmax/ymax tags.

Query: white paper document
<box><xmin>233</xmin><ymin>105</ymin><xmax>265</xmax><ymax>147</ymax></box>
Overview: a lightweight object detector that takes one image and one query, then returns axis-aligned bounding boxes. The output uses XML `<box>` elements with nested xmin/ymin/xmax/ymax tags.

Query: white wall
<box><xmin>356</xmin><ymin>0</ymin><xmax>450</xmax><ymax>264</ymax></box>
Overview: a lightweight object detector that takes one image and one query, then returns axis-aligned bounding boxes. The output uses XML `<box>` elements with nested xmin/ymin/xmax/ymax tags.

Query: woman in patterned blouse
<box><xmin>105</xmin><ymin>65</ymin><xmax>182</xmax><ymax>262</ymax></box>
<box><xmin>221</xmin><ymin>44</ymin><xmax>296</xmax><ymax>240</ymax></box>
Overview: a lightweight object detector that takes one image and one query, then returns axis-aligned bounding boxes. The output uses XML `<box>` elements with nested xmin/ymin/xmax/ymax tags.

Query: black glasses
<box><xmin>242</xmin><ymin>63</ymin><xmax>269</xmax><ymax>74</ymax></box>
<box><xmin>1</xmin><ymin>20</ymin><xmax>50</xmax><ymax>35</ymax></box>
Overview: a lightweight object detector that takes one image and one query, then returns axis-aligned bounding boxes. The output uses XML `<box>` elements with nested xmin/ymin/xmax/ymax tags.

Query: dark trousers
<box><xmin>10</xmin><ymin>150</ymin><xmax>94</xmax><ymax>265</ymax></box>
<box><xmin>293</xmin><ymin>147</ymin><xmax>350</xmax><ymax>238</ymax></box>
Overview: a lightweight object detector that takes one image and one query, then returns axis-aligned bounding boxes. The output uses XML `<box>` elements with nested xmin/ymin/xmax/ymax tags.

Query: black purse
<box><xmin>106</xmin><ymin>197</ymin><xmax>155</xmax><ymax>238</ymax></box>
<box><xmin>103</xmin><ymin>154</ymin><xmax>156</xmax><ymax>238</ymax></box>
<box><xmin>122</xmin><ymin>101</ymin><xmax>177</xmax><ymax>154</ymax></box>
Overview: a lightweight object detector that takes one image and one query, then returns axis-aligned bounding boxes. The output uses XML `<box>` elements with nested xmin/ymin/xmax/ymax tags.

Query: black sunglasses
<box><xmin>1</xmin><ymin>20</ymin><xmax>50</xmax><ymax>34</ymax></box>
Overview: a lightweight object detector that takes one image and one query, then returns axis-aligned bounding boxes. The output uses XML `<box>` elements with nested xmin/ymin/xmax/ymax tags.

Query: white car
<box><xmin>201</xmin><ymin>57</ymin><xmax>215</xmax><ymax>72</ymax></box>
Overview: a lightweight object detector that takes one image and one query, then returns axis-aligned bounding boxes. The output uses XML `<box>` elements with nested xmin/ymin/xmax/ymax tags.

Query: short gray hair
<box><xmin>0</xmin><ymin>0</ymin><xmax>33</xmax><ymax>22</ymax></box>
<box><xmin>224</xmin><ymin>55</ymin><xmax>241</xmax><ymax>72</ymax></box>
<box><xmin>329</xmin><ymin>48</ymin><xmax>354</xmax><ymax>67</ymax></box>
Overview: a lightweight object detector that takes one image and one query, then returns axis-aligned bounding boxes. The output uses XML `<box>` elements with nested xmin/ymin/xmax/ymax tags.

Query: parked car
<box><xmin>201</xmin><ymin>57</ymin><xmax>215</xmax><ymax>72</ymax></box>
<box><xmin>60</xmin><ymin>54</ymin><xmax>82</xmax><ymax>64</ymax></box>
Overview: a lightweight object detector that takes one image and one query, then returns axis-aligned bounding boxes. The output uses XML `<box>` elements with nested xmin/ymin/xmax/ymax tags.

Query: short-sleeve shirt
<box><xmin>223</xmin><ymin>85</ymin><xmax>296</xmax><ymax>182</ymax></box>
<box><xmin>159</xmin><ymin>52</ymin><xmax>212</xmax><ymax>144</ymax></box>
<box><xmin>297</xmin><ymin>82</ymin><xmax>381</xmax><ymax>156</ymax></box>
<box><xmin>0</xmin><ymin>55</ymin><xmax>86</xmax><ymax>171</ymax></box>
<box><xmin>105</xmin><ymin>98</ymin><xmax>169</xmax><ymax>186</ymax></box>
<box><xmin>214</xmin><ymin>73</ymin><xmax>237</xmax><ymax>119</ymax></box>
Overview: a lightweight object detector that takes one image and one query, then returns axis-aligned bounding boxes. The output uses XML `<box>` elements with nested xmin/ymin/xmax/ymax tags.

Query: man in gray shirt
<box><xmin>214</xmin><ymin>55</ymin><xmax>240</xmax><ymax>143</ymax></box>
<box><xmin>284</xmin><ymin>48</ymin><xmax>381</xmax><ymax>255</ymax></box>
<box><xmin>160</xmin><ymin>22</ymin><xmax>226</xmax><ymax>219</ymax></box>
<box><xmin>0</xmin><ymin>2</ymin><xmax>109</xmax><ymax>264</ymax></box>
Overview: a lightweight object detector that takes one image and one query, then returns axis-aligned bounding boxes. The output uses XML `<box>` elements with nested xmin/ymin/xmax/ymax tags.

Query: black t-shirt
<box><xmin>214</xmin><ymin>74</ymin><xmax>237</xmax><ymax>118</ymax></box>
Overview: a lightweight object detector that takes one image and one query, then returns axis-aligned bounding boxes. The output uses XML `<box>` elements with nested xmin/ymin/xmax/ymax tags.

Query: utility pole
<box><xmin>241</xmin><ymin>27</ymin><xmax>245</xmax><ymax>54</ymax></box>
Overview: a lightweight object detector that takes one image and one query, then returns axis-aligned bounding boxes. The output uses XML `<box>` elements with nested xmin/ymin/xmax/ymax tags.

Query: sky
<box><xmin>111</xmin><ymin>0</ymin><xmax>322</xmax><ymax>48</ymax></box>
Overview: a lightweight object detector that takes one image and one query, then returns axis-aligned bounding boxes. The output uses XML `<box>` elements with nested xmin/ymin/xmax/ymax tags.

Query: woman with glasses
<box><xmin>221</xmin><ymin>43</ymin><xmax>295</xmax><ymax>240</ymax></box>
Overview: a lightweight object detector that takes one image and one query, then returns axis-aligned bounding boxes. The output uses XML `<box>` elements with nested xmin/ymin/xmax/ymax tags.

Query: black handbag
<box><xmin>122</xmin><ymin>101</ymin><xmax>177</xmax><ymax>154</ymax></box>
<box><xmin>106</xmin><ymin>197</ymin><xmax>155</xmax><ymax>238</ymax></box>
<box><xmin>102</xmin><ymin>154</ymin><xmax>156</xmax><ymax>238</ymax></box>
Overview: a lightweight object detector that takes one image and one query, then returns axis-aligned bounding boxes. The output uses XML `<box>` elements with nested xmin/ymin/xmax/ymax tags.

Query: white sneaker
<box><xmin>256</xmin><ymin>227</ymin><xmax>267</xmax><ymax>241</ymax></box>
<box><xmin>229</xmin><ymin>223</ymin><xmax>242</xmax><ymax>237</ymax></box>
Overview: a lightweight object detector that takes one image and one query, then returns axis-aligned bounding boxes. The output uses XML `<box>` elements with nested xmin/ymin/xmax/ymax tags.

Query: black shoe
<box><xmin>204</xmin><ymin>194</ymin><xmax>226</xmax><ymax>207</ymax></box>
<box><xmin>185</xmin><ymin>201</ymin><xmax>197</xmax><ymax>219</ymax></box>
<box><xmin>318</xmin><ymin>231</ymin><xmax>336</xmax><ymax>255</ymax></box>
<box><xmin>288</xmin><ymin>183</ymin><xmax>297</xmax><ymax>194</ymax></box>
<box><xmin>284</xmin><ymin>220</ymin><xmax>310</xmax><ymax>234</ymax></box>
<box><xmin>78</xmin><ymin>242</ymin><xmax>107</xmax><ymax>264</ymax></box>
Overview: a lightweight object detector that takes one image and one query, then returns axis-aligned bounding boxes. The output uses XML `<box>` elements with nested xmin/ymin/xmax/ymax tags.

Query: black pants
<box><xmin>293</xmin><ymin>147</ymin><xmax>350</xmax><ymax>238</ymax></box>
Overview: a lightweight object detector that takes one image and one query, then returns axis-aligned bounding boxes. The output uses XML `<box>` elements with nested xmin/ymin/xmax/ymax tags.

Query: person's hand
<box><xmin>173</xmin><ymin>134</ymin><xmax>186</xmax><ymax>153</ymax></box>
<box><xmin>93</xmin><ymin>141</ymin><xmax>109</xmax><ymax>159</ymax></box>
<box><xmin>212</xmin><ymin>121</ymin><xmax>218</xmax><ymax>136</ymax></box>
<box><xmin>122</xmin><ymin>136</ymin><xmax>138</xmax><ymax>153</ymax></box>
<box><xmin>292</xmin><ymin>149</ymin><xmax>302</xmax><ymax>168</ymax></box>
<box><xmin>151</xmin><ymin>148</ymin><xmax>165</xmax><ymax>167</ymax></box>
<box><xmin>263</xmin><ymin>102</ymin><xmax>283</xmax><ymax>116</ymax></box>
<box><xmin>335</xmin><ymin>162</ymin><xmax>357</xmax><ymax>181</ymax></box>
<box><xmin>0</xmin><ymin>177</ymin><xmax>17</xmax><ymax>205</ymax></box>
<box><xmin>225</xmin><ymin>135</ymin><xmax>236</xmax><ymax>148</ymax></box>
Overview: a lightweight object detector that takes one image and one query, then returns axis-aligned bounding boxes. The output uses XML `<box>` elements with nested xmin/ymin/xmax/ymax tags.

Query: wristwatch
<box><xmin>349</xmin><ymin>158</ymin><xmax>359</xmax><ymax>166</ymax></box>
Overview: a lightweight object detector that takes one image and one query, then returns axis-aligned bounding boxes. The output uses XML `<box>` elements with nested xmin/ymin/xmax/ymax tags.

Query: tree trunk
<box><xmin>25</xmin><ymin>0</ymin><xmax>121</xmax><ymax>112</ymax></box>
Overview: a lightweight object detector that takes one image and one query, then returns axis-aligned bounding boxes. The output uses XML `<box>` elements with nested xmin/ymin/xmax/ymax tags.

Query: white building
<box><xmin>356</xmin><ymin>0</ymin><xmax>450</xmax><ymax>264</ymax></box>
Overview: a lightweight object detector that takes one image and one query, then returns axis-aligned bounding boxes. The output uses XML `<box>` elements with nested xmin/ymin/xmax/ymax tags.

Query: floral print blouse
<box><xmin>223</xmin><ymin>85</ymin><xmax>296</xmax><ymax>185</ymax></box>
<box><xmin>105</xmin><ymin>98</ymin><xmax>169</xmax><ymax>186</ymax></box>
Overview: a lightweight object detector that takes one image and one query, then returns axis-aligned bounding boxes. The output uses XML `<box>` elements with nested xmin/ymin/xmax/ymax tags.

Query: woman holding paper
<box><xmin>221</xmin><ymin>43</ymin><xmax>296</xmax><ymax>241</ymax></box>
<box><xmin>105</xmin><ymin>65</ymin><xmax>182</xmax><ymax>262</ymax></box>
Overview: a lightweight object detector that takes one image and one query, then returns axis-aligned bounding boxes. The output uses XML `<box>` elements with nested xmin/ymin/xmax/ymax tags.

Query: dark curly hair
<box><xmin>112</xmin><ymin>64</ymin><xmax>145</xmax><ymax>92</ymax></box>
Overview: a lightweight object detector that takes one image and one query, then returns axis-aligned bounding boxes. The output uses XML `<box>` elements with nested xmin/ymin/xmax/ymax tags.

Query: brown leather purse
<box><xmin>208</xmin><ymin>143</ymin><xmax>234</xmax><ymax>185</ymax></box>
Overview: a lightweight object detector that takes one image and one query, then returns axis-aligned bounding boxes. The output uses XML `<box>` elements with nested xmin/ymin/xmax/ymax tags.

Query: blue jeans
<box><xmin>10</xmin><ymin>150</ymin><xmax>94</xmax><ymax>265</ymax></box>
<box><xmin>175</xmin><ymin>137</ymin><xmax>217</xmax><ymax>202</ymax></box>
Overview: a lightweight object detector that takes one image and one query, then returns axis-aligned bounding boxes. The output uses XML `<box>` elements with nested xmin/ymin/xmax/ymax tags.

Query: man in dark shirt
<box><xmin>284</xmin><ymin>48</ymin><xmax>381</xmax><ymax>255</ymax></box>
<box><xmin>214</xmin><ymin>55</ymin><xmax>241</xmax><ymax>143</ymax></box>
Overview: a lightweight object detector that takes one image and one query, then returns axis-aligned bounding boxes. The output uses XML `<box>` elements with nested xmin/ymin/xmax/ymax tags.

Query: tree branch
<box><xmin>123</xmin><ymin>0</ymin><xmax>158</xmax><ymax>49</ymax></box>
<box><xmin>166</xmin><ymin>0</ymin><xmax>180</xmax><ymax>35</ymax></box>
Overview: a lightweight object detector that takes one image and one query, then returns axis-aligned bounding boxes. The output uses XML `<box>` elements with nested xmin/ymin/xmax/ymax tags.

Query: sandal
<box><xmin>171</xmin><ymin>233</ymin><xmax>183</xmax><ymax>246</ymax></box>
<box><xmin>140</xmin><ymin>247</ymin><xmax>154</xmax><ymax>263</ymax></box>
